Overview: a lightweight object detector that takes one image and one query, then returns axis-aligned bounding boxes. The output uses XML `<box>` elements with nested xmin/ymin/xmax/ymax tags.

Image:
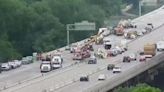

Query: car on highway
<box><xmin>137</xmin><ymin>31</ymin><xmax>144</xmax><ymax>36</ymax></box>
<box><xmin>128</xmin><ymin>53</ymin><xmax>137</xmax><ymax>61</ymax></box>
<box><xmin>14</xmin><ymin>60</ymin><xmax>22</xmax><ymax>67</ymax></box>
<box><xmin>88</xmin><ymin>56</ymin><xmax>97</xmax><ymax>64</ymax></box>
<box><xmin>107</xmin><ymin>64</ymin><xmax>115</xmax><ymax>70</ymax></box>
<box><xmin>22</xmin><ymin>56</ymin><xmax>33</xmax><ymax>65</ymax></box>
<box><xmin>80</xmin><ymin>75</ymin><xmax>89</xmax><ymax>81</ymax></box>
<box><xmin>98</xmin><ymin>74</ymin><xmax>106</xmax><ymax>80</ymax></box>
<box><xmin>51</xmin><ymin>55</ymin><xmax>63</xmax><ymax>69</ymax></box>
<box><xmin>108</xmin><ymin>49</ymin><xmax>119</xmax><ymax>57</ymax></box>
<box><xmin>123</xmin><ymin>56</ymin><xmax>131</xmax><ymax>62</ymax></box>
<box><xmin>8</xmin><ymin>61</ymin><xmax>17</xmax><ymax>69</ymax></box>
<box><xmin>139</xmin><ymin>55</ymin><xmax>146</xmax><ymax>62</ymax></box>
<box><xmin>1</xmin><ymin>63</ymin><xmax>11</xmax><ymax>71</ymax></box>
<box><xmin>113</xmin><ymin>66</ymin><xmax>121</xmax><ymax>73</ymax></box>
<box><xmin>70</xmin><ymin>44</ymin><xmax>78</xmax><ymax>53</ymax></box>
<box><xmin>156</xmin><ymin>41</ymin><xmax>164</xmax><ymax>51</ymax></box>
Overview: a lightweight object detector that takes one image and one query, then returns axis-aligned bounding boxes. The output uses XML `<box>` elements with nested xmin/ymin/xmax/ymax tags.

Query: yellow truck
<box><xmin>144</xmin><ymin>43</ymin><xmax>156</xmax><ymax>56</ymax></box>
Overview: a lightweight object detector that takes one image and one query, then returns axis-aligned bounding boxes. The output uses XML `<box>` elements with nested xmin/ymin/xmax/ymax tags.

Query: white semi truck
<box><xmin>40</xmin><ymin>61</ymin><xmax>52</xmax><ymax>73</ymax></box>
<box><xmin>51</xmin><ymin>55</ymin><xmax>63</xmax><ymax>69</ymax></box>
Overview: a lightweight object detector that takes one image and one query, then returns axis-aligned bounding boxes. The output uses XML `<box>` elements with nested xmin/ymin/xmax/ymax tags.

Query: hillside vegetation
<box><xmin>0</xmin><ymin>0</ymin><xmax>123</xmax><ymax>62</ymax></box>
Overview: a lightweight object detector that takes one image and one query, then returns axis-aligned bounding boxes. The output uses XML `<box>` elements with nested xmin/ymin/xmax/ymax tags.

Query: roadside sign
<box><xmin>67</xmin><ymin>21</ymin><xmax>96</xmax><ymax>31</ymax></box>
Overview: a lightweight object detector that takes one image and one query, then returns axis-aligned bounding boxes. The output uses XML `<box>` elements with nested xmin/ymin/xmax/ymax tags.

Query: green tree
<box><xmin>114</xmin><ymin>84</ymin><xmax>161</xmax><ymax>92</ymax></box>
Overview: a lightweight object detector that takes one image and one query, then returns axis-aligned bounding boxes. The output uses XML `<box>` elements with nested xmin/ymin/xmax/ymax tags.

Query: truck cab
<box><xmin>40</xmin><ymin>61</ymin><xmax>52</xmax><ymax>73</ymax></box>
<box><xmin>51</xmin><ymin>56</ymin><xmax>63</xmax><ymax>69</ymax></box>
<box><xmin>103</xmin><ymin>37</ymin><xmax>112</xmax><ymax>50</ymax></box>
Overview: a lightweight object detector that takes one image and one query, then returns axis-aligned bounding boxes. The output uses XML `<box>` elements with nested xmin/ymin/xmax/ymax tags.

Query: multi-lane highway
<box><xmin>1</xmin><ymin>5</ymin><xmax>164</xmax><ymax>92</ymax></box>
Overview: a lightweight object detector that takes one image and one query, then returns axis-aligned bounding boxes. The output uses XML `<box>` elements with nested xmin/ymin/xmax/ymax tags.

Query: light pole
<box><xmin>139</xmin><ymin>0</ymin><xmax>143</xmax><ymax>16</ymax></box>
<box><xmin>66</xmin><ymin>25</ymin><xmax>70</xmax><ymax>47</ymax></box>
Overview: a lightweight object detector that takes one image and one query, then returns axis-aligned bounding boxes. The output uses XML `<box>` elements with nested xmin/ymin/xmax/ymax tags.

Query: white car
<box><xmin>1</xmin><ymin>63</ymin><xmax>11</xmax><ymax>71</ymax></box>
<box><xmin>128</xmin><ymin>53</ymin><xmax>137</xmax><ymax>61</ymax></box>
<box><xmin>98</xmin><ymin>74</ymin><xmax>106</xmax><ymax>80</ymax></box>
<box><xmin>156</xmin><ymin>41</ymin><xmax>164</xmax><ymax>51</ymax></box>
<box><xmin>141</xmin><ymin>29</ymin><xmax>147</xmax><ymax>34</ymax></box>
<box><xmin>113</xmin><ymin>67</ymin><xmax>121</xmax><ymax>73</ymax></box>
<box><xmin>99</xmin><ymin>28</ymin><xmax>110</xmax><ymax>37</ymax></box>
<box><xmin>14</xmin><ymin>60</ymin><xmax>22</xmax><ymax>67</ymax></box>
<box><xmin>8</xmin><ymin>62</ymin><xmax>17</xmax><ymax>69</ymax></box>
<box><xmin>137</xmin><ymin>31</ymin><xmax>144</xmax><ymax>36</ymax></box>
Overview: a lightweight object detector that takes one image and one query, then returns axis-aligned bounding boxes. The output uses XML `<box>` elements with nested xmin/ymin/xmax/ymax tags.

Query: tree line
<box><xmin>0</xmin><ymin>0</ymin><xmax>123</xmax><ymax>62</ymax></box>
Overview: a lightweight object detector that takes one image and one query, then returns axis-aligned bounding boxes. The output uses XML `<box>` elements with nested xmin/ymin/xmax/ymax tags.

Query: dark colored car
<box><xmin>123</xmin><ymin>56</ymin><xmax>131</xmax><ymax>62</ymax></box>
<box><xmin>107</xmin><ymin>64</ymin><xmax>115</xmax><ymax>70</ymax></box>
<box><xmin>80</xmin><ymin>75</ymin><xmax>89</xmax><ymax>81</ymax></box>
<box><xmin>88</xmin><ymin>58</ymin><xmax>97</xmax><ymax>64</ymax></box>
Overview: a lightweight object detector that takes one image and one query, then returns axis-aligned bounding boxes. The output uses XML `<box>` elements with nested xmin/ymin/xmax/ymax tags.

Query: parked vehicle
<box><xmin>145</xmin><ymin>23</ymin><xmax>153</xmax><ymax>32</ymax></box>
<box><xmin>114</xmin><ymin>26</ymin><xmax>124</xmax><ymax>36</ymax></box>
<box><xmin>70</xmin><ymin>44</ymin><xmax>78</xmax><ymax>53</ymax></box>
<box><xmin>124</xmin><ymin>31</ymin><xmax>138</xmax><ymax>39</ymax></box>
<box><xmin>8</xmin><ymin>62</ymin><xmax>17</xmax><ymax>69</ymax></box>
<box><xmin>95</xmin><ymin>48</ymin><xmax>108</xmax><ymax>58</ymax></box>
<box><xmin>40</xmin><ymin>61</ymin><xmax>52</xmax><ymax>73</ymax></box>
<box><xmin>80</xmin><ymin>75</ymin><xmax>89</xmax><ymax>81</ymax></box>
<box><xmin>123</xmin><ymin>56</ymin><xmax>131</xmax><ymax>62</ymax></box>
<box><xmin>88</xmin><ymin>56</ymin><xmax>97</xmax><ymax>64</ymax></box>
<box><xmin>73</xmin><ymin>50</ymin><xmax>91</xmax><ymax>60</ymax></box>
<box><xmin>156</xmin><ymin>41</ymin><xmax>164</xmax><ymax>51</ymax></box>
<box><xmin>14</xmin><ymin>60</ymin><xmax>22</xmax><ymax>67</ymax></box>
<box><xmin>22</xmin><ymin>56</ymin><xmax>33</xmax><ymax>64</ymax></box>
<box><xmin>103</xmin><ymin>37</ymin><xmax>112</xmax><ymax>50</ymax></box>
<box><xmin>113</xmin><ymin>66</ymin><xmax>121</xmax><ymax>73</ymax></box>
<box><xmin>98</xmin><ymin>28</ymin><xmax>110</xmax><ymax>37</ymax></box>
<box><xmin>128</xmin><ymin>53</ymin><xmax>137</xmax><ymax>61</ymax></box>
<box><xmin>98</xmin><ymin>74</ymin><xmax>106</xmax><ymax>80</ymax></box>
<box><xmin>139</xmin><ymin>55</ymin><xmax>146</xmax><ymax>62</ymax></box>
<box><xmin>1</xmin><ymin>63</ymin><xmax>11</xmax><ymax>71</ymax></box>
<box><xmin>51</xmin><ymin>55</ymin><xmax>63</xmax><ymax>69</ymax></box>
<box><xmin>107</xmin><ymin>64</ymin><xmax>115</xmax><ymax>70</ymax></box>
<box><xmin>144</xmin><ymin>43</ymin><xmax>156</xmax><ymax>56</ymax></box>
<box><xmin>108</xmin><ymin>48</ymin><xmax>120</xmax><ymax>57</ymax></box>
<box><xmin>119</xmin><ymin>39</ymin><xmax>128</xmax><ymax>51</ymax></box>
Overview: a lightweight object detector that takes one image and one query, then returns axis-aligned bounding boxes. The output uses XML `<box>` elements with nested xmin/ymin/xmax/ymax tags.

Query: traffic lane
<box><xmin>85</xmin><ymin>53</ymin><xmax>163</xmax><ymax>92</ymax></box>
<box><xmin>3</xmin><ymin>52</ymin><xmax>125</xmax><ymax>92</ymax></box>
<box><xmin>55</xmin><ymin>60</ymin><xmax>139</xmax><ymax>92</ymax></box>
<box><xmin>132</xmin><ymin>7</ymin><xmax>164</xmax><ymax>28</ymax></box>
<box><xmin>56</xmin><ymin>51</ymin><xmax>158</xmax><ymax>92</ymax></box>
<box><xmin>54</xmin><ymin>23</ymin><xmax>164</xmax><ymax>92</ymax></box>
<box><xmin>0</xmin><ymin>51</ymin><xmax>77</xmax><ymax>90</ymax></box>
<box><xmin>1</xmin><ymin>29</ymin><xmax>156</xmax><ymax>92</ymax></box>
<box><xmin>0</xmin><ymin>62</ymin><xmax>40</xmax><ymax>88</ymax></box>
<box><xmin>128</xmin><ymin>23</ymin><xmax>164</xmax><ymax>52</ymax></box>
<box><xmin>0</xmin><ymin>61</ymin><xmax>40</xmax><ymax>79</ymax></box>
<box><xmin>7</xmin><ymin>63</ymin><xmax>106</xmax><ymax>92</ymax></box>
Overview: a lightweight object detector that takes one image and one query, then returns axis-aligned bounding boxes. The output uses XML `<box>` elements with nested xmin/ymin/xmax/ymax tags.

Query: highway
<box><xmin>0</xmin><ymin>51</ymin><xmax>79</xmax><ymax>90</ymax></box>
<box><xmin>56</xmin><ymin>20</ymin><xmax>164</xmax><ymax>92</ymax></box>
<box><xmin>1</xmin><ymin>6</ymin><xmax>164</xmax><ymax>92</ymax></box>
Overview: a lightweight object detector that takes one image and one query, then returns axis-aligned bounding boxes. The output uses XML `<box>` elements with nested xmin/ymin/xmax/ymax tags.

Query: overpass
<box><xmin>1</xmin><ymin>6</ymin><xmax>164</xmax><ymax>92</ymax></box>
